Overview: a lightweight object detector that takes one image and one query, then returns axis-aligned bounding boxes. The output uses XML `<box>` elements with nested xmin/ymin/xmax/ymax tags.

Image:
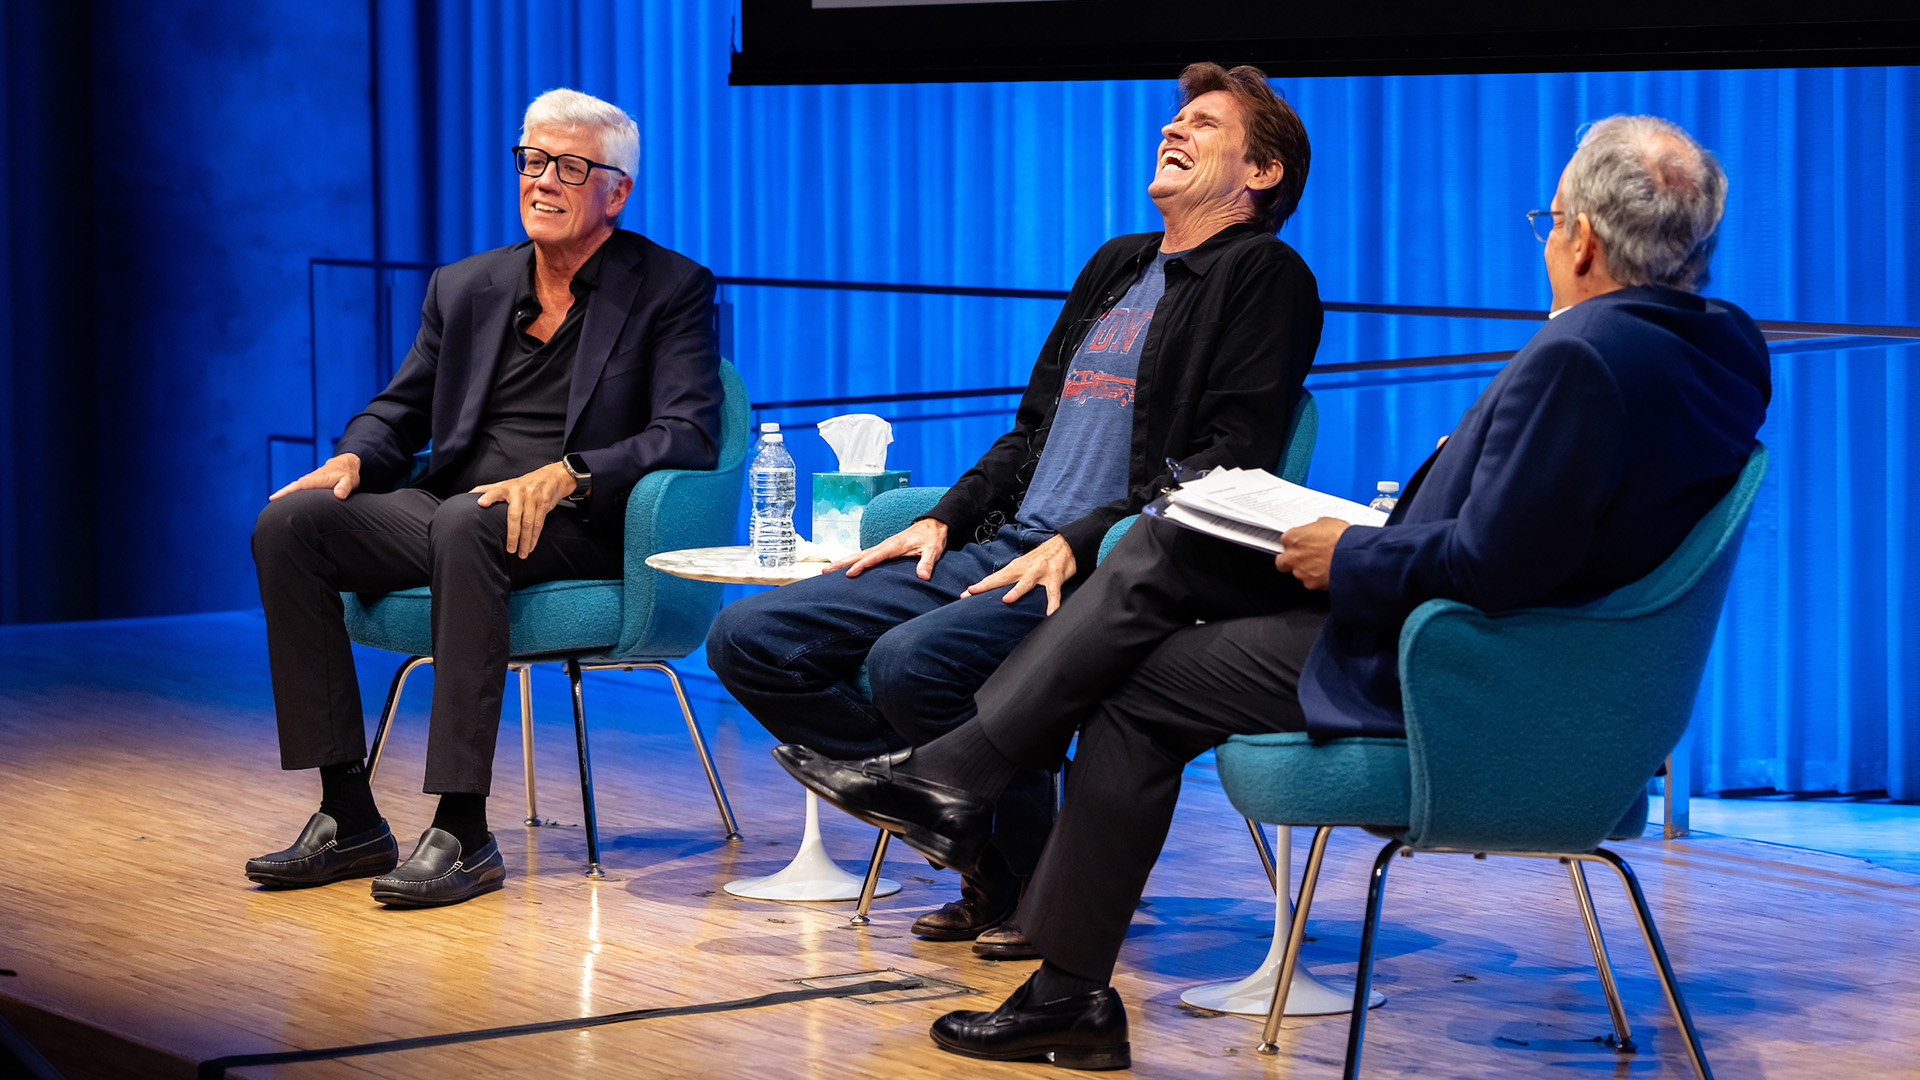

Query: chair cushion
<box><xmin>1215</xmin><ymin>732</ymin><xmax>1413</xmax><ymax>829</ymax></box>
<box><xmin>343</xmin><ymin>579</ymin><xmax>623</xmax><ymax>659</ymax></box>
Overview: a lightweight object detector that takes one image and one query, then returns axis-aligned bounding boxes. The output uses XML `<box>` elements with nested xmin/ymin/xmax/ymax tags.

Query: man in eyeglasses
<box><xmin>780</xmin><ymin>115</ymin><xmax>1769</xmax><ymax>1067</ymax></box>
<box><xmin>246</xmin><ymin>88</ymin><xmax>722</xmax><ymax>907</ymax></box>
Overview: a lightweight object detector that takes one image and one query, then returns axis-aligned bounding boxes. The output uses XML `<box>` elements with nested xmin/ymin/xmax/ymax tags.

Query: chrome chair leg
<box><xmin>629</xmin><ymin>661</ymin><xmax>742</xmax><ymax>842</ymax></box>
<box><xmin>366</xmin><ymin>655</ymin><xmax>431</xmax><ymax>779</ymax></box>
<box><xmin>850</xmin><ymin>830</ymin><xmax>892</xmax><ymax>927</ymax></box>
<box><xmin>1565</xmin><ymin>857</ymin><xmax>1633</xmax><ymax>1049</ymax></box>
<box><xmin>1259</xmin><ymin>825</ymin><xmax>1334</xmax><ymax>1053</ymax></box>
<box><xmin>1591</xmin><ymin>848</ymin><xmax>1714</xmax><ymax>1080</ymax></box>
<box><xmin>564</xmin><ymin>659</ymin><xmax>604</xmax><ymax>879</ymax></box>
<box><xmin>1341</xmin><ymin>838</ymin><xmax>1404</xmax><ymax>1080</ymax></box>
<box><xmin>515</xmin><ymin>664</ymin><xmax>540</xmax><ymax>826</ymax></box>
<box><xmin>1246</xmin><ymin>818</ymin><xmax>1279</xmax><ymax>893</ymax></box>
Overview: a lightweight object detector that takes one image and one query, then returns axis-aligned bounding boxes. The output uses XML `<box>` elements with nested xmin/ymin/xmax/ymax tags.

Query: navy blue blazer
<box><xmin>1298</xmin><ymin>285</ymin><xmax>1772</xmax><ymax>738</ymax></box>
<box><xmin>335</xmin><ymin>229</ymin><xmax>723</xmax><ymax>524</ymax></box>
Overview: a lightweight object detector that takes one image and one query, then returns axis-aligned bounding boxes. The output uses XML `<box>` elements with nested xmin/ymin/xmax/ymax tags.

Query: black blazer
<box><xmin>336</xmin><ymin>229</ymin><xmax>723</xmax><ymax>523</ymax></box>
<box><xmin>1300</xmin><ymin>285</ymin><xmax>1772</xmax><ymax>737</ymax></box>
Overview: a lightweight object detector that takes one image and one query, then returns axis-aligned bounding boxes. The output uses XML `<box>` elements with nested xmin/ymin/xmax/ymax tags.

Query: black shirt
<box><xmin>437</xmin><ymin>242</ymin><xmax>606</xmax><ymax>495</ymax></box>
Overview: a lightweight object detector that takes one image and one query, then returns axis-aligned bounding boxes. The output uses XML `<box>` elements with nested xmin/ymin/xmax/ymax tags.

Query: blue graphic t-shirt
<box><xmin>1016</xmin><ymin>249</ymin><xmax>1182</xmax><ymax>535</ymax></box>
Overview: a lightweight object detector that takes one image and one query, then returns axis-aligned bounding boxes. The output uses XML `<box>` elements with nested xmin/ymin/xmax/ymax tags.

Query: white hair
<box><xmin>1560</xmin><ymin>115</ymin><xmax>1727</xmax><ymax>291</ymax></box>
<box><xmin>521</xmin><ymin>88</ymin><xmax>638</xmax><ymax>188</ymax></box>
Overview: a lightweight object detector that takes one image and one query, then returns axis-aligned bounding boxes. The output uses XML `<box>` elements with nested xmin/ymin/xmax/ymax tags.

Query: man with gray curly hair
<box><xmin>246</xmin><ymin>88</ymin><xmax>723</xmax><ymax>908</ymax></box>
<box><xmin>779</xmin><ymin>115</ymin><xmax>1770</xmax><ymax>1068</ymax></box>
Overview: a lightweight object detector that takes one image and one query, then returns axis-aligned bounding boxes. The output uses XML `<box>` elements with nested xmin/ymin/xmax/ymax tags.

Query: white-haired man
<box><xmin>247</xmin><ymin>89</ymin><xmax>723</xmax><ymax>907</ymax></box>
<box><xmin>782</xmin><ymin>115</ymin><xmax>1770</xmax><ymax>1067</ymax></box>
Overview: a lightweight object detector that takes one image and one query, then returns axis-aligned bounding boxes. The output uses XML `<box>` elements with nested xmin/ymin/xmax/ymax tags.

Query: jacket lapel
<box><xmin>567</xmin><ymin>235</ymin><xmax>644</xmax><ymax>440</ymax></box>
<box><xmin>450</xmin><ymin>272</ymin><xmax>519</xmax><ymax>460</ymax></box>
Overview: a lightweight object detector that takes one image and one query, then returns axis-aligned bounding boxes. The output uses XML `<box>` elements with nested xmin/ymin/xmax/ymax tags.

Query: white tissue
<box><xmin>818</xmin><ymin>413</ymin><xmax>893</xmax><ymax>473</ymax></box>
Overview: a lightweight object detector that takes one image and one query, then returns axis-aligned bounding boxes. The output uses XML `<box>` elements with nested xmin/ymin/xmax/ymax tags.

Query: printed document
<box><xmin>1143</xmin><ymin>468</ymin><xmax>1388</xmax><ymax>554</ymax></box>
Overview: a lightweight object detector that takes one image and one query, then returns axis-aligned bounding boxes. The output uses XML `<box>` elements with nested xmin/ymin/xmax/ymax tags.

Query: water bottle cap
<box><xmin>762</xmin><ymin>432</ymin><xmax>783</xmax><ymax>443</ymax></box>
<box><xmin>1377</xmin><ymin>481</ymin><xmax>1400</xmax><ymax>493</ymax></box>
<box><xmin>759</xmin><ymin>422</ymin><xmax>780</xmax><ymax>433</ymax></box>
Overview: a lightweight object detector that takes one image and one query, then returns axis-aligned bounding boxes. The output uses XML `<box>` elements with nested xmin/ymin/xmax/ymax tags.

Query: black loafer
<box><xmin>973</xmin><ymin>919</ymin><xmax>1041</xmax><ymax>960</ymax></box>
<box><xmin>370</xmin><ymin>828</ymin><xmax>505</xmax><ymax>908</ymax></box>
<box><xmin>245</xmin><ymin>813</ymin><xmax>398</xmax><ymax>888</ymax></box>
<box><xmin>913</xmin><ymin>861</ymin><xmax>1021</xmax><ymax>941</ymax></box>
<box><xmin>930</xmin><ymin>978</ymin><xmax>1130</xmax><ymax>1070</ymax></box>
<box><xmin>772</xmin><ymin>745</ymin><xmax>992</xmax><ymax>874</ymax></box>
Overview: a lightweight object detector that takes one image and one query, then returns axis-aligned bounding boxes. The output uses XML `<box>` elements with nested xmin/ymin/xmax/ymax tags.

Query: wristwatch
<box><xmin>563</xmin><ymin>453</ymin><xmax>592</xmax><ymax>501</ymax></box>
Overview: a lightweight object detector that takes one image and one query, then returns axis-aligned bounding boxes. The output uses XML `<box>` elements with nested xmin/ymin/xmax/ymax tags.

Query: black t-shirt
<box><xmin>436</xmin><ymin>242</ymin><xmax>606</xmax><ymax>495</ymax></box>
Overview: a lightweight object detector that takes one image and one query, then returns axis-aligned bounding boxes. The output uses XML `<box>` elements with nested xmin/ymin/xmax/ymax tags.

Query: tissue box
<box><xmin>812</xmin><ymin>470</ymin><xmax>911</xmax><ymax>553</ymax></box>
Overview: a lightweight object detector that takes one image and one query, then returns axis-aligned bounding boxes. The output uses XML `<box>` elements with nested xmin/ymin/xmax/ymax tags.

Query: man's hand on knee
<box><xmin>831</xmin><ymin>517</ymin><xmax>950</xmax><ymax>580</ymax></box>
<box><xmin>270</xmin><ymin>453</ymin><xmax>362</xmax><ymax>502</ymax></box>
<box><xmin>471</xmin><ymin>462</ymin><xmax>575</xmax><ymax>558</ymax></box>
<box><xmin>965</xmin><ymin>533</ymin><xmax>1077</xmax><ymax>616</ymax></box>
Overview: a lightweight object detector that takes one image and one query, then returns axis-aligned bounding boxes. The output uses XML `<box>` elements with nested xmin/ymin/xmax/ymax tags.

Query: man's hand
<box><xmin>270</xmin><ymin>453</ymin><xmax>362</xmax><ymax>501</ymax></box>
<box><xmin>1275</xmin><ymin>517</ymin><xmax>1350</xmax><ymax>591</ymax></box>
<box><xmin>472</xmin><ymin>461</ymin><xmax>576</xmax><ymax>559</ymax></box>
<box><xmin>964</xmin><ymin>533</ymin><xmax>1077</xmax><ymax>616</ymax></box>
<box><xmin>830</xmin><ymin>518</ymin><xmax>950</xmax><ymax>579</ymax></box>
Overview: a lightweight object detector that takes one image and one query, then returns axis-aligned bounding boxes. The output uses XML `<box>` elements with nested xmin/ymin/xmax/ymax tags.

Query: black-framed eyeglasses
<box><xmin>512</xmin><ymin>146</ymin><xmax>627</xmax><ymax>186</ymax></box>
<box><xmin>1526</xmin><ymin>209</ymin><xmax>1565</xmax><ymax>243</ymax></box>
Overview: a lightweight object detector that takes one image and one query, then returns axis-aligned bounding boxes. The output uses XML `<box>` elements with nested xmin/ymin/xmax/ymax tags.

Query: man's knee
<box><xmin>426</xmin><ymin>494</ymin><xmax>505</xmax><ymax>546</ymax></box>
<box><xmin>252</xmin><ymin>489</ymin><xmax>341</xmax><ymax>561</ymax></box>
<box><xmin>704</xmin><ymin>587</ymin><xmax>788</xmax><ymax>685</ymax></box>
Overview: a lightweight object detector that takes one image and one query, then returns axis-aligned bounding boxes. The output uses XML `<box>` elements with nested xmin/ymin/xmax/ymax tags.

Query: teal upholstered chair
<box><xmin>343</xmin><ymin>360</ymin><xmax>751</xmax><ymax>878</ymax></box>
<box><xmin>845</xmin><ymin>390</ymin><xmax>1320</xmax><ymax>922</ymax></box>
<box><xmin>1215</xmin><ymin>444</ymin><xmax>1767</xmax><ymax>1080</ymax></box>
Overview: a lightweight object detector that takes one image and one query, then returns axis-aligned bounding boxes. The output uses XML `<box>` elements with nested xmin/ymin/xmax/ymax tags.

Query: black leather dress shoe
<box><xmin>973</xmin><ymin>918</ymin><xmax>1040</xmax><ymax>960</ymax></box>
<box><xmin>930</xmin><ymin>979</ymin><xmax>1130</xmax><ymax>1070</ymax></box>
<box><xmin>914</xmin><ymin>862</ymin><xmax>1021</xmax><ymax>941</ymax></box>
<box><xmin>369</xmin><ymin>828</ymin><xmax>505</xmax><ymax>908</ymax></box>
<box><xmin>245</xmin><ymin>813</ymin><xmax>398</xmax><ymax>888</ymax></box>
<box><xmin>772</xmin><ymin>745</ymin><xmax>992</xmax><ymax>874</ymax></box>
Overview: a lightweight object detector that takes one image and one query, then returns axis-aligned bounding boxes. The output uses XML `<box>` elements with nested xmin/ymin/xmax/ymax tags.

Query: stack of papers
<box><xmin>1145</xmin><ymin>468</ymin><xmax>1388</xmax><ymax>554</ymax></box>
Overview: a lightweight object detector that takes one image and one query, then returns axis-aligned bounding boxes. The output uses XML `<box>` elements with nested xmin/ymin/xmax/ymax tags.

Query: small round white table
<box><xmin>645</xmin><ymin>545</ymin><xmax>902</xmax><ymax>903</ymax></box>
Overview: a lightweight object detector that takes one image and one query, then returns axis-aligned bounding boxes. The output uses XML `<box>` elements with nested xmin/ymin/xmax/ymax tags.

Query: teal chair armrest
<box><xmin>1096</xmin><ymin>515</ymin><xmax>1138</xmax><ymax>565</ymax></box>
<box><xmin>860</xmin><ymin>486</ymin><xmax>950</xmax><ymax>548</ymax></box>
<box><xmin>1278</xmin><ymin>390</ymin><xmax>1317</xmax><ymax>485</ymax></box>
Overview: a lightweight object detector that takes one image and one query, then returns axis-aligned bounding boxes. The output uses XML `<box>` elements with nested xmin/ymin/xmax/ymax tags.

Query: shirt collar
<box><xmin>1154</xmin><ymin>220</ymin><xmax>1267</xmax><ymax>277</ymax></box>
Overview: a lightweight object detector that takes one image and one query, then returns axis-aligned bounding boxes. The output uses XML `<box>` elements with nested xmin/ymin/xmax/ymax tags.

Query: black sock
<box><xmin>318</xmin><ymin>761</ymin><xmax>379</xmax><ymax>836</ymax></box>
<box><xmin>905</xmin><ymin>720</ymin><xmax>1018</xmax><ymax>799</ymax></box>
<box><xmin>430</xmin><ymin>793</ymin><xmax>490</xmax><ymax>856</ymax></box>
<box><xmin>1029</xmin><ymin>960</ymin><xmax>1106</xmax><ymax>1003</ymax></box>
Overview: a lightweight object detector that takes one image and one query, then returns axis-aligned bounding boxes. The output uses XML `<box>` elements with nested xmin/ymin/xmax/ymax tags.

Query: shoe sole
<box><xmin>929</xmin><ymin>1029</ymin><xmax>1130</xmax><ymax>1071</ymax></box>
<box><xmin>972</xmin><ymin>940</ymin><xmax>1042</xmax><ymax>960</ymax></box>
<box><xmin>370</xmin><ymin>873</ymin><xmax>505</xmax><ymax>908</ymax></box>
<box><xmin>245</xmin><ymin>855</ymin><xmax>398</xmax><ymax>889</ymax></box>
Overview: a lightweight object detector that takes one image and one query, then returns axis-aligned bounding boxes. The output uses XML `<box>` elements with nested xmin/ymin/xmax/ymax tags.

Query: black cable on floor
<box><xmin>195</xmin><ymin>977</ymin><xmax>923</xmax><ymax>1079</ymax></box>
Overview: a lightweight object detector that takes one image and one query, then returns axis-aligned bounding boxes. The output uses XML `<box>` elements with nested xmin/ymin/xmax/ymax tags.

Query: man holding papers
<box><xmin>778</xmin><ymin>114</ymin><xmax>1770</xmax><ymax>1068</ymax></box>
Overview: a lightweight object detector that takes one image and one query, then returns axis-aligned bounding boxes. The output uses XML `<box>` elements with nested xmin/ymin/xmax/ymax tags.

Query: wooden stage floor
<box><xmin>3</xmin><ymin>612</ymin><xmax>1918</xmax><ymax>1078</ymax></box>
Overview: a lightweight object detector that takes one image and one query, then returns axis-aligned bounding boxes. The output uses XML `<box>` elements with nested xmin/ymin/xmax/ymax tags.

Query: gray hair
<box><xmin>521</xmin><ymin>88</ymin><xmax>638</xmax><ymax>189</ymax></box>
<box><xmin>1560</xmin><ymin>115</ymin><xmax>1726</xmax><ymax>290</ymax></box>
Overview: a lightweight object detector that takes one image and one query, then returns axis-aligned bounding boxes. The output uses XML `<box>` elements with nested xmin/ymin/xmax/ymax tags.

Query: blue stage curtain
<box><xmin>366</xmin><ymin>2</ymin><xmax>1915</xmax><ymax>796</ymax></box>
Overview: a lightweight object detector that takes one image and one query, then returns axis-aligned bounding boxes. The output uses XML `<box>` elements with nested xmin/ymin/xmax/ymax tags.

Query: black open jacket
<box><xmin>926</xmin><ymin>221</ymin><xmax>1324</xmax><ymax>573</ymax></box>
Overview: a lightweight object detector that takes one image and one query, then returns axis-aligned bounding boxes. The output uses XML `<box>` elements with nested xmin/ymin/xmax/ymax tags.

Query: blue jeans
<box><xmin>706</xmin><ymin>526</ymin><xmax>1068</xmax><ymax>872</ymax></box>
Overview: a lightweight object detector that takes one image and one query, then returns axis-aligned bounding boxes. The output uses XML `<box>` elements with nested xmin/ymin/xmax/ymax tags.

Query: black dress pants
<box><xmin>972</xmin><ymin>515</ymin><xmax>1331</xmax><ymax>982</ymax></box>
<box><xmin>252</xmin><ymin>488</ymin><xmax>623</xmax><ymax>795</ymax></box>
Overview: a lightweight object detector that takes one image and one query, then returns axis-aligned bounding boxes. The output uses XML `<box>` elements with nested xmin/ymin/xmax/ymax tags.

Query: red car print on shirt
<box><xmin>1063</xmin><ymin>370</ymin><xmax>1136</xmax><ymax>407</ymax></box>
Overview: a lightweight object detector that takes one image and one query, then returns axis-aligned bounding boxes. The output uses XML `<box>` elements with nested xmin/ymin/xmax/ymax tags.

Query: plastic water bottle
<box><xmin>749</xmin><ymin>423</ymin><xmax>780</xmax><ymax>549</ymax></box>
<box><xmin>750</xmin><ymin>432</ymin><xmax>797</xmax><ymax>567</ymax></box>
<box><xmin>1369</xmin><ymin>481</ymin><xmax>1400</xmax><ymax>514</ymax></box>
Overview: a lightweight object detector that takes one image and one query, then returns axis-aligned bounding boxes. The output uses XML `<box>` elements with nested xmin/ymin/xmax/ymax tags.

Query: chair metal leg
<box><xmin>1339</xmin><ymin>838</ymin><xmax>1404</xmax><ymax>1080</ymax></box>
<box><xmin>629</xmin><ymin>661</ymin><xmax>743</xmax><ymax>842</ymax></box>
<box><xmin>366</xmin><ymin>655</ymin><xmax>432</xmax><ymax>780</ymax></box>
<box><xmin>850</xmin><ymin>830</ymin><xmax>892</xmax><ymax>927</ymax></box>
<box><xmin>1246</xmin><ymin>818</ymin><xmax>1279</xmax><ymax>893</ymax></box>
<box><xmin>1259</xmin><ymin>825</ymin><xmax>1335</xmax><ymax>1052</ymax></box>
<box><xmin>1565</xmin><ymin>857</ymin><xmax>1634</xmax><ymax>1049</ymax></box>
<box><xmin>1590</xmin><ymin>848</ymin><xmax>1715</xmax><ymax>1080</ymax></box>
<box><xmin>515</xmin><ymin>664</ymin><xmax>540</xmax><ymax>826</ymax></box>
<box><xmin>564</xmin><ymin>659</ymin><xmax>605</xmax><ymax>879</ymax></box>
